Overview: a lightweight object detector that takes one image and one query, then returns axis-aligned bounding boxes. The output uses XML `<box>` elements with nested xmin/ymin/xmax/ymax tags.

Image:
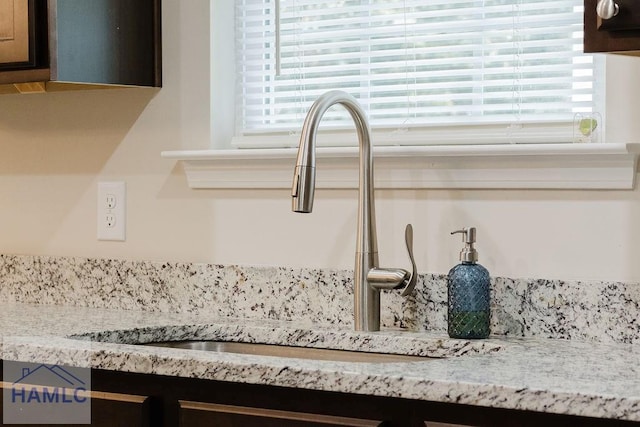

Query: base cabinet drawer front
<box><xmin>0</xmin><ymin>382</ymin><xmax>153</xmax><ymax>427</ymax></box>
<box><xmin>179</xmin><ymin>400</ymin><xmax>387</xmax><ymax>427</ymax></box>
<box><xmin>425</xmin><ymin>422</ymin><xmax>477</xmax><ymax>427</ymax></box>
<box><xmin>90</xmin><ymin>391</ymin><xmax>153</xmax><ymax>427</ymax></box>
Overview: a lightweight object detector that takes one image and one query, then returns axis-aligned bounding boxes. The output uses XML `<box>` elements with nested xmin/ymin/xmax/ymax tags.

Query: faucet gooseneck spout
<box><xmin>292</xmin><ymin>90</ymin><xmax>417</xmax><ymax>332</ymax></box>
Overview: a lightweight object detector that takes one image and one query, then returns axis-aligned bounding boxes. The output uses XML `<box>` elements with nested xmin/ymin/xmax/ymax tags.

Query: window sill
<box><xmin>161</xmin><ymin>143</ymin><xmax>640</xmax><ymax>190</ymax></box>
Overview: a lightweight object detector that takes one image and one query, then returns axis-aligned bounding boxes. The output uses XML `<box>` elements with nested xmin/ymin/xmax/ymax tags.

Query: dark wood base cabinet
<box><xmin>1</xmin><ymin>368</ymin><xmax>638</xmax><ymax>427</ymax></box>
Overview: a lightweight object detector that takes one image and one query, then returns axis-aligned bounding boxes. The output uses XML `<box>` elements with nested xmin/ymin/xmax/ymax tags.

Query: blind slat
<box><xmin>235</xmin><ymin>0</ymin><xmax>598</xmax><ymax>143</ymax></box>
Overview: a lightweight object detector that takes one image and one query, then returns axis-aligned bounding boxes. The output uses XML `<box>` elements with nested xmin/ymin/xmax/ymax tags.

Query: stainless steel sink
<box><xmin>143</xmin><ymin>340</ymin><xmax>433</xmax><ymax>363</ymax></box>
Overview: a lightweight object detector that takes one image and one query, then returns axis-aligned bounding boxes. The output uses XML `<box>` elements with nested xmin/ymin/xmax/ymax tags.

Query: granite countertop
<box><xmin>2</xmin><ymin>302</ymin><xmax>639</xmax><ymax>423</ymax></box>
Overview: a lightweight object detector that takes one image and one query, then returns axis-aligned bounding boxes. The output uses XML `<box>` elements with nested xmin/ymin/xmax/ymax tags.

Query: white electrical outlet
<box><xmin>97</xmin><ymin>181</ymin><xmax>126</xmax><ymax>241</ymax></box>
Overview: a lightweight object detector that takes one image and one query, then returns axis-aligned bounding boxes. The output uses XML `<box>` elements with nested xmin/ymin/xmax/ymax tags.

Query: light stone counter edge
<box><xmin>1</xmin><ymin>303</ymin><xmax>639</xmax><ymax>423</ymax></box>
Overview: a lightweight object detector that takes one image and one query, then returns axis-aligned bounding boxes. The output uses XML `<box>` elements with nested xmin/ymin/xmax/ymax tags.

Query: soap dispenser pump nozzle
<box><xmin>451</xmin><ymin>227</ymin><xmax>478</xmax><ymax>264</ymax></box>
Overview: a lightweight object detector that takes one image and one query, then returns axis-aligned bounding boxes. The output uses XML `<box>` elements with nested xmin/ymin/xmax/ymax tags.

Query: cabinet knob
<box><xmin>596</xmin><ymin>0</ymin><xmax>619</xmax><ymax>20</ymax></box>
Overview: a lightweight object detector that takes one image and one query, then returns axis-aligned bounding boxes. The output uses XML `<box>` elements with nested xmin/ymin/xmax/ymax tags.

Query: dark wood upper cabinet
<box><xmin>0</xmin><ymin>0</ymin><xmax>37</xmax><ymax>68</ymax></box>
<box><xmin>584</xmin><ymin>0</ymin><xmax>640</xmax><ymax>54</ymax></box>
<box><xmin>0</xmin><ymin>0</ymin><xmax>49</xmax><ymax>86</ymax></box>
<box><xmin>0</xmin><ymin>0</ymin><xmax>161</xmax><ymax>91</ymax></box>
<box><xmin>50</xmin><ymin>0</ymin><xmax>161</xmax><ymax>87</ymax></box>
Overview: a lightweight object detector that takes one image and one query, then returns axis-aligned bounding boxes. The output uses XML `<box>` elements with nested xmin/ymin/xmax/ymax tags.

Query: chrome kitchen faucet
<box><xmin>291</xmin><ymin>90</ymin><xmax>417</xmax><ymax>332</ymax></box>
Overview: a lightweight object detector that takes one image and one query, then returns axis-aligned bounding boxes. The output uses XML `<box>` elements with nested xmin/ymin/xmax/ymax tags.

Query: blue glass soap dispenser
<box><xmin>447</xmin><ymin>227</ymin><xmax>490</xmax><ymax>339</ymax></box>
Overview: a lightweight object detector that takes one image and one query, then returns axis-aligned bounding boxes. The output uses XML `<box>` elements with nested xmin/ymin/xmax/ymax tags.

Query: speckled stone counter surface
<box><xmin>2</xmin><ymin>304</ymin><xmax>640</xmax><ymax>422</ymax></box>
<box><xmin>1</xmin><ymin>254</ymin><xmax>639</xmax><ymax>343</ymax></box>
<box><xmin>1</xmin><ymin>254</ymin><xmax>640</xmax><ymax>422</ymax></box>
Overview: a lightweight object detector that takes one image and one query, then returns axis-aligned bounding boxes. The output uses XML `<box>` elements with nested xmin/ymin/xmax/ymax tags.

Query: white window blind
<box><xmin>233</xmin><ymin>0</ymin><xmax>599</xmax><ymax>147</ymax></box>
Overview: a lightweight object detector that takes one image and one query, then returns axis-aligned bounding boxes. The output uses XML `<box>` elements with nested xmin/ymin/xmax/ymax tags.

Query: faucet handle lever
<box><xmin>401</xmin><ymin>224</ymin><xmax>418</xmax><ymax>297</ymax></box>
<box><xmin>366</xmin><ymin>224</ymin><xmax>417</xmax><ymax>293</ymax></box>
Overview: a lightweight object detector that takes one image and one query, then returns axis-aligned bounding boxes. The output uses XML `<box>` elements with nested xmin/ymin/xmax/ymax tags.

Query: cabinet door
<box><xmin>0</xmin><ymin>0</ymin><xmax>33</xmax><ymax>66</ymax></box>
<box><xmin>584</xmin><ymin>0</ymin><xmax>640</xmax><ymax>53</ymax></box>
<box><xmin>0</xmin><ymin>0</ymin><xmax>50</xmax><ymax>88</ymax></box>
<box><xmin>179</xmin><ymin>400</ymin><xmax>387</xmax><ymax>427</ymax></box>
<box><xmin>50</xmin><ymin>0</ymin><xmax>162</xmax><ymax>87</ymax></box>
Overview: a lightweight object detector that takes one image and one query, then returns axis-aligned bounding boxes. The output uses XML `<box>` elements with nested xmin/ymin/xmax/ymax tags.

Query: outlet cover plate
<box><xmin>97</xmin><ymin>181</ymin><xmax>126</xmax><ymax>241</ymax></box>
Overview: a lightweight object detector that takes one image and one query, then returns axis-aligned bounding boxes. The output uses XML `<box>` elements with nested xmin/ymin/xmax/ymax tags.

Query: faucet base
<box><xmin>354</xmin><ymin>251</ymin><xmax>380</xmax><ymax>332</ymax></box>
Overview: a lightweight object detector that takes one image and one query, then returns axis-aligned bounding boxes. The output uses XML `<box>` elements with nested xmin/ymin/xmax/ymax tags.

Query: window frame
<box><xmin>158</xmin><ymin>1</ymin><xmax>640</xmax><ymax>192</ymax></box>
<box><xmin>232</xmin><ymin>0</ymin><xmax>604</xmax><ymax>149</ymax></box>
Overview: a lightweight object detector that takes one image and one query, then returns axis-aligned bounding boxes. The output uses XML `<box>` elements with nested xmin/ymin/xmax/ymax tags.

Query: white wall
<box><xmin>0</xmin><ymin>0</ymin><xmax>639</xmax><ymax>283</ymax></box>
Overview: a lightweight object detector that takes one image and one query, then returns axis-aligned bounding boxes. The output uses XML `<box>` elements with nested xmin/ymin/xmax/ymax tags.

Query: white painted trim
<box><xmin>161</xmin><ymin>143</ymin><xmax>640</xmax><ymax>190</ymax></box>
<box><xmin>231</xmin><ymin>121</ymin><xmax>576</xmax><ymax>148</ymax></box>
